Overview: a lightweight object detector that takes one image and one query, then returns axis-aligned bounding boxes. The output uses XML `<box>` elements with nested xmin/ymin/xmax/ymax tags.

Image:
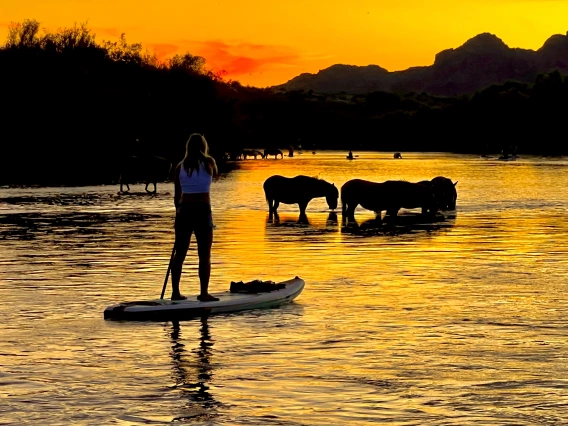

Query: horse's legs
<box><xmin>348</xmin><ymin>205</ymin><xmax>357</xmax><ymax>223</ymax></box>
<box><xmin>273</xmin><ymin>200</ymin><xmax>280</xmax><ymax>214</ymax></box>
<box><xmin>298</xmin><ymin>201</ymin><xmax>308</xmax><ymax>217</ymax></box>
<box><xmin>119</xmin><ymin>175</ymin><xmax>130</xmax><ymax>193</ymax></box>
<box><xmin>342</xmin><ymin>202</ymin><xmax>356</xmax><ymax>224</ymax></box>
<box><xmin>145</xmin><ymin>182</ymin><xmax>157</xmax><ymax>194</ymax></box>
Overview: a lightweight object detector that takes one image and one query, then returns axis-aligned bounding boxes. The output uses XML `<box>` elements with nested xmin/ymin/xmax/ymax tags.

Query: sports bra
<box><xmin>179</xmin><ymin>162</ymin><xmax>212</xmax><ymax>194</ymax></box>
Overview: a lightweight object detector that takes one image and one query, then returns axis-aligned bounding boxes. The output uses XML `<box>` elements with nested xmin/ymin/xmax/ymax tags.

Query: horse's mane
<box><xmin>297</xmin><ymin>175</ymin><xmax>332</xmax><ymax>185</ymax></box>
<box><xmin>303</xmin><ymin>174</ymin><xmax>327</xmax><ymax>182</ymax></box>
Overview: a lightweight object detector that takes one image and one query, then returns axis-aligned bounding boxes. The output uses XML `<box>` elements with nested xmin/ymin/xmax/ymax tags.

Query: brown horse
<box><xmin>119</xmin><ymin>155</ymin><xmax>172</xmax><ymax>193</ymax></box>
<box><xmin>241</xmin><ymin>149</ymin><xmax>265</xmax><ymax>159</ymax></box>
<box><xmin>263</xmin><ymin>175</ymin><xmax>339</xmax><ymax>217</ymax></box>
<box><xmin>264</xmin><ymin>148</ymin><xmax>284</xmax><ymax>159</ymax></box>
<box><xmin>418</xmin><ymin>176</ymin><xmax>458</xmax><ymax>210</ymax></box>
<box><xmin>341</xmin><ymin>179</ymin><xmax>438</xmax><ymax>222</ymax></box>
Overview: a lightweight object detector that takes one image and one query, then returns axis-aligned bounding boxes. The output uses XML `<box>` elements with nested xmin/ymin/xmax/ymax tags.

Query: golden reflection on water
<box><xmin>1</xmin><ymin>152</ymin><xmax>568</xmax><ymax>424</ymax></box>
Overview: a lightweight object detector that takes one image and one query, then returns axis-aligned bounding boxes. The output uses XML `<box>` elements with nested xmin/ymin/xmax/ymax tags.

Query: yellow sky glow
<box><xmin>1</xmin><ymin>0</ymin><xmax>567</xmax><ymax>87</ymax></box>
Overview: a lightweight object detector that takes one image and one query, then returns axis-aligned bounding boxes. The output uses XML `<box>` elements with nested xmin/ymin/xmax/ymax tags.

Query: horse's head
<box><xmin>446</xmin><ymin>181</ymin><xmax>457</xmax><ymax>209</ymax></box>
<box><xmin>431</xmin><ymin>177</ymin><xmax>457</xmax><ymax>210</ymax></box>
<box><xmin>325</xmin><ymin>183</ymin><xmax>339</xmax><ymax>210</ymax></box>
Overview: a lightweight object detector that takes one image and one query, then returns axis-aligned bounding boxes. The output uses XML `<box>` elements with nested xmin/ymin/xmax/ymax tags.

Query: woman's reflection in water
<box><xmin>169</xmin><ymin>317</ymin><xmax>220</xmax><ymax>421</ymax></box>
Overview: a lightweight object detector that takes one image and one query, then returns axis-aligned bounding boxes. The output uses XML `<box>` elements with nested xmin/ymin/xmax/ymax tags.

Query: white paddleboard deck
<box><xmin>104</xmin><ymin>277</ymin><xmax>305</xmax><ymax>321</ymax></box>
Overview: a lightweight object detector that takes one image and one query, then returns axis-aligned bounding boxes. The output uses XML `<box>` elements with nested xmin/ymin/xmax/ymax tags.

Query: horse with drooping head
<box><xmin>119</xmin><ymin>154</ymin><xmax>172</xmax><ymax>193</ymax></box>
<box><xmin>263</xmin><ymin>175</ymin><xmax>339</xmax><ymax>219</ymax></box>
<box><xmin>241</xmin><ymin>149</ymin><xmax>265</xmax><ymax>159</ymax></box>
<box><xmin>431</xmin><ymin>176</ymin><xmax>457</xmax><ymax>210</ymax></box>
<box><xmin>417</xmin><ymin>176</ymin><xmax>458</xmax><ymax>210</ymax></box>
<box><xmin>341</xmin><ymin>179</ymin><xmax>438</xmax><ymax>224</ymax></box>
<box><xmin>264</xmin><ymin>148</ymin><xmax>284</xmax><ymax>159</ymax></box>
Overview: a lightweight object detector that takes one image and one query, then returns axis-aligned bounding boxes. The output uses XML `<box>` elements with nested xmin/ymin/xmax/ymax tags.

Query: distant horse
<box><xmin>418</xmin><ymin>176</ymin><xmax>458</xmax><ymax>210</ymax></box>
<box><xmin>241</xmin><ymin>149</ymin><xmax>265</xmax><ymax>159</ymax></box>
<box><xmin>264</xmin><ymin>148</ymin><xmax>284</xmax><ymax>159</ymax></box>
<box><xmin>263</xmin><ymin>175</ymin><xmax>339</xmax><ymax>217</ymax></box>
<box><xmin>119</xmin><ymin>155</ymin><xmax>172</xmax><ymax>193</ymax></box>
<box><xmin>341</xmin><ymin>179</ymin><xmax>438</xmax><ymax>222</ymax></box>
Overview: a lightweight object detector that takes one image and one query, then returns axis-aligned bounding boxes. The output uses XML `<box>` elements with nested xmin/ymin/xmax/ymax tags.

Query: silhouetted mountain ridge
<box><xmin>275</xmin><ymin>31</ymin><xmax>568</xmax><ymax>96</ymax></box>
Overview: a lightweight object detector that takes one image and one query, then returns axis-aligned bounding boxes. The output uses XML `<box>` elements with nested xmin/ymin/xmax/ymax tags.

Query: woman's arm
<box><xmin>208</xmin><ymin>157</ymin><xmax>219</xmax><ymax>180</ymax></box>
<box><xmin>173</xmin><ymin>163</ymin><xmax>181</xmax><ymax>208</ymax></box>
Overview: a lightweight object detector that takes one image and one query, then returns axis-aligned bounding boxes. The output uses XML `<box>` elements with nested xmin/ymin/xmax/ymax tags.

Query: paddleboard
<box><xmin>104</xmin><ymin>277</ymin><xmax>305</xmax><ymax>321</ymax></box>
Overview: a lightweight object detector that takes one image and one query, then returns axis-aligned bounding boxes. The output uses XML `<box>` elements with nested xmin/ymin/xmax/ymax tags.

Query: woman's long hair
<box><xmin>181</xmin><ymin>133</ymin><xmax>218</xmax><ymax>177</ymax></box>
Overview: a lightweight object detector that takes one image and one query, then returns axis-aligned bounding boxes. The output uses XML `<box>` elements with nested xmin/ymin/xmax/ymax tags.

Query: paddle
<box><xmin>160</xmin><ymin>245</ymin><xmax>176</xmax><ymax>299</ymax></box>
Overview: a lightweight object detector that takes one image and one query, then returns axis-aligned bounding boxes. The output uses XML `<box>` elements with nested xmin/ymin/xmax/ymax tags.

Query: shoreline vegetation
<box><xmin>1</xmin><ymin>19</ymin><xmax>567</xmax><ymax>186</ymax></box>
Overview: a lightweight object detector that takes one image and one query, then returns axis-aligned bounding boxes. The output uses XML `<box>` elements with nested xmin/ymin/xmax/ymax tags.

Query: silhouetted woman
<box><xmin>171</xmin><ymin>133</ymin><xmax>219</xmax><ymax>301</ymax></box>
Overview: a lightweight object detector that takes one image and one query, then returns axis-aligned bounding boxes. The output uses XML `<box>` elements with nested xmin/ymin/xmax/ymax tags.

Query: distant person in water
<box><xmin>171</xmin><ymin>133</ymin><xmax>219</xmax><ymax>302</ymax></box>
<box><xmin>347</xmin><ymin>150</ymin><xmax>354</xmax><ymax>159</ymax></box>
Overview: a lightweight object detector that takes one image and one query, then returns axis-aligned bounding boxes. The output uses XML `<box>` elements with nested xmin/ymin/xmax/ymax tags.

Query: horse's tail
<box><xmin>263</xmin><ymin>179</ymin><xmax>270</xmax><ymax>201</ymax></box>
<box><xmin>263</xmin><ymin>181</ymin><xmax>273</xmax><ymax>211</ymax></box>
<box><xmin>340</xmin><ymin>184</ymin><xmax>348</xmax><ymax>215</ymax></box>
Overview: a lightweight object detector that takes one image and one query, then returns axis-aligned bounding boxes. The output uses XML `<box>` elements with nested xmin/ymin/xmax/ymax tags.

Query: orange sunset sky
<box><xmin>1</xmin><ymin>0</ymin><xmax>567</xmax><ymax>87</ymax></box>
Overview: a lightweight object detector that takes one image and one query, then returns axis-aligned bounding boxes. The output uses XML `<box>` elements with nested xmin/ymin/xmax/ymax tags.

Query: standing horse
<box><xmin>264</xmin><ymin>148</ymin><xmax>284</xmax><ymax>159</ymax></box>
<box><xmin>263</xmin><ymin>175</ymin><xmax>339</xmax><ymax>218</ymax></box>
<box><xmin>341</xmin><ymin>179</ymin><xmax>438</xmax><ymax>223</ymax></box>
<box><xmin>119</xmin><ymin>155</ymin><xmax>172</xmax><ymax>193</ymax></box>
<box><xmin>418</xmin><ymin>176</ymin><xmax>458</xmax><ymax>210</ymax></box>
<box><xmin>241</xmin><ymin>149</ymin><xmax>265</xmax><ymax>159</ymax></box>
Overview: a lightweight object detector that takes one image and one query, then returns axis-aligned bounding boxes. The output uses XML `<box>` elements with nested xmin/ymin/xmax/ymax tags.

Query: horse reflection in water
<box><xmin>263</xmin><ymin>175</ymin><xmax>339</xmax><ymax>221</ymax></box>
<box><xmin>168</xmin><ymin>318</ymin><xmax>220</xmax><ymax>421</ymax></box>
<box><xmin>342</xmin><ymin>212</ymin><xmax>455</xmax><ymax>237</ymax></box>
<box><xmin>267</xmin><ymin>211</ymin><xmax>338</xmax><ymax>226</ymax></box>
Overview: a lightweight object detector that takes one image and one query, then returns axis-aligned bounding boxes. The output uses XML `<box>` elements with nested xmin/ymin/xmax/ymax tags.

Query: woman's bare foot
<box><xmin>197</xmin><ymin>294</ymin><xmax>220</xmax><ymax>302</ymax></box>
<box><xmin>171</xmin><ymin>294</ymin><xmax>187</xmax><ymax>301</ymax></box>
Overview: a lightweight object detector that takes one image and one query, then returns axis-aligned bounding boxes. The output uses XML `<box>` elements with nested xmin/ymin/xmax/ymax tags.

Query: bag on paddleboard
<box><xmin>230</xmin><ymin>279</ymin><xmax>286</xmax><ymax>293</ymax></box>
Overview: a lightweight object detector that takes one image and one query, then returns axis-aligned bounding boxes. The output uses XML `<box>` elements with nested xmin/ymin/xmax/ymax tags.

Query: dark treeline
<box><xmin>1</xmin><ymin>20</ymin><xmax>567</xmax><ymax>186</ymax></box>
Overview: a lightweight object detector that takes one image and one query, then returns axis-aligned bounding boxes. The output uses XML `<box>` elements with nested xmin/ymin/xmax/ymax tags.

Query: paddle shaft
<box><xmin>160</xmin><ymin>245</ymin><xmax>176</xmax><ymax>299</ymax></box>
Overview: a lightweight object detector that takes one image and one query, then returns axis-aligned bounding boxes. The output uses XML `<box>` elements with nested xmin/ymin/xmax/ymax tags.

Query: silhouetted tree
<box><xmin>1</xmin><ymin>19</ymin><xmax>568</xmax><ymax>186</ymax></box>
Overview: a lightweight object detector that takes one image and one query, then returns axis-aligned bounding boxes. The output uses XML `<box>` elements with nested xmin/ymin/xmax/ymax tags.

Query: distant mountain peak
<box><xmin>433</xmin><ymin>32</ymin><xmax>510</xmax><ymax>66</ymax></box>
<box><xmin>461</xmin><ymin>32</ymin><xmax>508</xmax><ymax>51</ymax></box>
<box><xmin>539</xmin><ymin>31</ymin><xmax>568</xmax><ymax>54</ymax></box>
<box><xmin>274</xmin><ymin>30</ymin><xmax>568</xmax><ymax>97</ymax></box>
<box><xmin>318</xmin><ymin>64</ymin><xmax>389</xmax><ymax>75</ymax></box>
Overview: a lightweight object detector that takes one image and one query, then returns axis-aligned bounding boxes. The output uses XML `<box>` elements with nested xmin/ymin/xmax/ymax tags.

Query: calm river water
<box><xmin>1</xmin><ymin>151</ymin><xmax>568</xmax><ymax>425</ymax></box>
